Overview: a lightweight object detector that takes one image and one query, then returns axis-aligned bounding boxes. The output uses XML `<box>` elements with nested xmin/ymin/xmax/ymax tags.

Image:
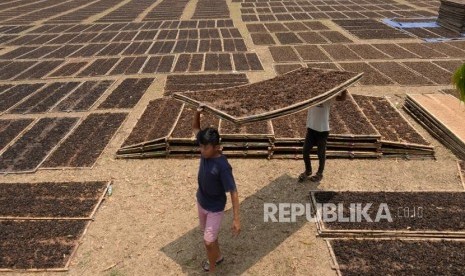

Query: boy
<box><xmin>298</xmin><ymin>90</ymin><xmax>347</xmax><ymax>183</ymax></box>
<box><xmin>193</xmin><ymin>105</ymin><xmax>241</xmax><ymax>273</ymax></box>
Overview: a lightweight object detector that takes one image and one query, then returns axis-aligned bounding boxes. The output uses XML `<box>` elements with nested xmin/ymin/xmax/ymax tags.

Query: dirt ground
<box><xmin>1</xmin><ymin>0</ymin><xmax>464</xmax><ymax>275</ymax></box>
<box><xmin>1</xmin><ymin>127</ymin><xmax>463</xmax><ymax>276</ymax></box>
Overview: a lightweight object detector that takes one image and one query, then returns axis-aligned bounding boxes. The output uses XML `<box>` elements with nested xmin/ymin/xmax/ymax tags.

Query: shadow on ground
<box><xmin>161</xmin><ymin>174</ymin><xmax>321</xmax><ymax>275</ymax></box>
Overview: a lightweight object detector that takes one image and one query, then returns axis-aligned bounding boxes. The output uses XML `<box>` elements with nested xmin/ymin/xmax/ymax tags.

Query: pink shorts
<box><xmin>197</xmin><ymin>202</ymin><xmax>224</xmax><ymax>243</ymax></box>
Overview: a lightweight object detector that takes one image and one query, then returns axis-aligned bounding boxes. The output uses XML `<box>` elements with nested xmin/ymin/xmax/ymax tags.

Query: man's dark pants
<box><xmin>303</xmin><ymin>128</ymin><xmax>329</xmax><ymax>175</ymax></box>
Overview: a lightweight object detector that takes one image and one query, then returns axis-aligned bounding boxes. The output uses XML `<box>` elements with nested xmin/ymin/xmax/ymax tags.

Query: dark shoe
<box><xmin>310</xmin><ymin>173</ymin><xmax>323</xmax><ymax>182</ymax></box>
<box><xmin>298</xmin><ymin>171</ymin><xmax>312</xmax><ymax>183</ymax></box>
<box><xmin>202</xmin><ymin>257</ymin><xmax>224</xmax><ymax>272</ymax></box>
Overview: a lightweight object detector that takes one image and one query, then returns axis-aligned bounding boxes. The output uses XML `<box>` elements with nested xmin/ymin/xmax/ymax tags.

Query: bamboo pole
<box><xmin>0</xmin><ymin>268</ymin><xmax>69</xmax><ymax>272</ymax></box>
<box><xmin>64</xmin><ymin>220</ymin><xmax>92</xmax><ymax>269</ymax></box>
<box><xmin>318</xmin><ymin>229</ymin><xmax>465</xmax><ymax>235</ymax></box>
<box><xmin>0</xmin><ymin>216</ymin><xmax>92</xmax><ymax>220</ymax></box>
<box><xmin>458</xmin><ymin>161</ymin><xmax>465</xmax><ymax>191</ymax></box>
<box><xmin>119</xmin><ymin>137</ymin><xmax>169</xmax><ymax>151</ymax></box>
<box><xmin>270</xmin><ymin>151</ymin><xmax>381</xmax><ymax>159</ymax></box>
<box><xmin>318</xmin><ymin>231</ymin><xmax>465</xmax><ymax>239</ymax></box>
<box><xmin>380</xmin><ymin>147</ymin><xmax>434</xmax><ymax>154</ymax></box>
<box><xmin>324</xmin><ymin>236</ymin><xmax>465</xmax><ymax>241</ymax></box>
<box><xmin>221</xmin><ymin>142</ymin><xmax>272</xmax><ymax>148</ymax></box>
<box><xmin>167</xmin><ymin>137</ymin><xmax>196</xmax><ymax>143</ymax></box>
<box><xmin>274</xmin><ymin>135</ymin><xmax>381</xmax><ymax>143</ymax></box>
<box><xmin>310</xmin><ymin>192</ymin><xmax>326</xmax><ymax>234</ymax></box>
<box><xmin>325</xmin><ymin>239</ymin><xmax>342</xmax><ymax>276</ymax></box>
<box><xmin>169</xmin><ymin>153</ymin><xmax>200</xmax><ymax>158</ymax></box>
<box><xmin>117</xmin><ymin>143</ymin><xmax>167</xmax><ymax>155</ymax></box>
<box><xmin>380</xmin><ymin>140</ymin><xmax>434</xmax><ymax>150</ymax></box>
<box><xmin>381</xmin><ymin>155</ymin><xmax>436</xmax><ymax>160</ymax></box>
<box><xmin>380</xmin><ymin>149</ymin><xmax>435</xmax><ymax>156</ymax></box>
<box><xmin>87</xmin><ymin>181</ymin><xmax>111</xmax><ymax>220</ymax></box>
<box><xmin>116</xmin><ymin>151</ymin><xmax>168</xmax><ymax>159</ymax></box>
<box><xmin>272</xmin><ymin>142</ymin><xmax>380</xmax><ymax>150</ymax></box>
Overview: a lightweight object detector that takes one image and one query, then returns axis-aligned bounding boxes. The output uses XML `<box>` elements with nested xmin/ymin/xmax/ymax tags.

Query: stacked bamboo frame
<box><xmin>353</xmin><ymin>95</ymin><xmax>435</xmax><ymax>160</ymax></box>
<box><xmin>116</xmin><ymin>98</ymin><xmax>184</xmax><ymax>158</ymax></box>
<box><xmin>437</xmin><ymin>0</ymin><xmax>465</xmax><ymax>33</ymax></box>
<box><xmin>404</xmin><ymin>94</ymin><xmax>465</xmax><ymax>160</ymax></box>
<box><xmin>117</xmin><ymin>101</ymin><xmax>275</xmax><ymax>159</ymax></box>
<box><xmin>117</xmin><ymin>94</ymin><xmax>435</xmax><ymax>159</ymax></box>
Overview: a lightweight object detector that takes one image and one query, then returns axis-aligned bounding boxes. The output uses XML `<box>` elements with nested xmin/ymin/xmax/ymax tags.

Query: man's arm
<box><xmin>326</xmin><ymin>90</ymin><xmax>347</xmax><ymax>104</ymax></box>
<box><xmin>335</xmin><ymin>90</ymin><xmax>348</xmax><ymax>101</ymax></box>
<box><xmin>230</xmin><ymin>190</ymin><xmax>241</xmax><ymax>236</ymax></box>
<box><xmin>192</xmin><ymin>105</ymin><xmax>204</xmax><ymax>135</ymax></box>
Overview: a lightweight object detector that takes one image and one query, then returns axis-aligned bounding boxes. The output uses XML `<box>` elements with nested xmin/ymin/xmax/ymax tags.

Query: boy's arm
<box><xmin>192</xmin><ymin>105</ymin><xmax>204</xmax><ymax>135</ymax></box>
<box><xmin>230</xmin><ymin>190</ymin><xmax>241</xmax><ymax>236</ymax></box>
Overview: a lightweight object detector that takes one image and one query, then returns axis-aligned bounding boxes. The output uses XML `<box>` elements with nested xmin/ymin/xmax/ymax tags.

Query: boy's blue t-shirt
<box><xmin>197</xmin><ymin>154</ymin><xmax>237</xmax><ymax>212</ymax></box>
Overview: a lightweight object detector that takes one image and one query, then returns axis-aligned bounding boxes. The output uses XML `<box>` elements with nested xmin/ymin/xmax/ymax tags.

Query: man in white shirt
<box><xmin>298</xmin><ymin>90</ymin><xmax>347</xmax><ymax>183</ymax></box>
